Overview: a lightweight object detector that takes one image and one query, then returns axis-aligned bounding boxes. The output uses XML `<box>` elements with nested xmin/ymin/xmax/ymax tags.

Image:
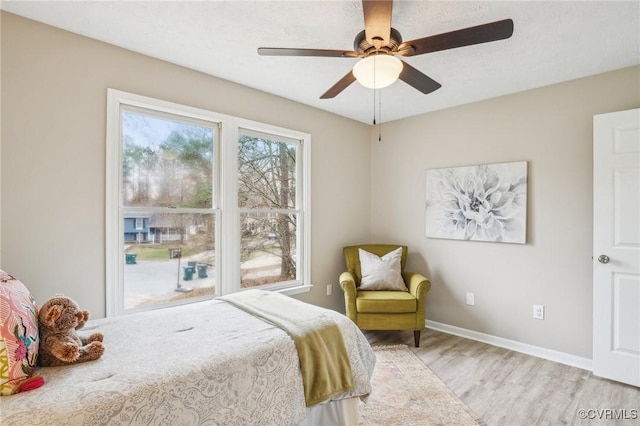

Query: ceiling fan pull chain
<box><xmin>378</xmin><ymin>89</ymin><xmax>382</xmax><ymax>142</ymax></box>
<box><xmin>372</xmin><ymin>64</ymin><xmax>377</xmax><ymax>126</ymax></box>
<box><xmin>378</xmin><ymin>88</ymin><xmax>382</xmax><ymax>142</ymax></box>
<box><xmin>372</xmin><ymin>55</ymin><xmax>382</xmax><ymax>141</ymax></box>
<box><xmin>372</xmin><ymin>91</ymin><xmax>376</xmax><ymax>125</ymax></box>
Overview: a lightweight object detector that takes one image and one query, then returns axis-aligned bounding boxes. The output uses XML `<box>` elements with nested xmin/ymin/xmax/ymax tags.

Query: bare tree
<box><xmin>238</xmin><ymin>135</ymin><xmax>296</xmax><ymax>281</ymax></box>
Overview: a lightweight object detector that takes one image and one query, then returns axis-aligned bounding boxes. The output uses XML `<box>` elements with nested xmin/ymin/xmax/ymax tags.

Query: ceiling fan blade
<box><xmin>320</xmin><ymin>70</ymin><xmax>357</xmax><ymax>99</ymax></box>
<box><xmin>258</xmin><ymin>47</ymin><xmax>359</xmax><ymax>58</ymax></box>
<box><xmin>362</xmin><ymin>0</ymin><xmax>393</xmax><ymax>46</ymax></box>
<box><xmin>398</xmin><ymin>61</ymin><xmax>441</xmax><ymax>94</ymax></box>
<box><xmin>398</xmin><ymin>19</ymin><xmax>514</xmax><ymax>57</ymax></box>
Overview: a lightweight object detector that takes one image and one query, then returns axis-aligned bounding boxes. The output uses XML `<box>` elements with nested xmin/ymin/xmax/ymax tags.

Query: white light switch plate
<box><xmin>466</xmin><ymin>292</ymin><xmax>475</xmax><ymax>306</ymax></box>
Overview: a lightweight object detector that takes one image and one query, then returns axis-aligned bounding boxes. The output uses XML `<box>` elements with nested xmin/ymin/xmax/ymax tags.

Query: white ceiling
<box><xmin>3</xmin><ymin>1</ymin><xmax>639</xmax><ymax>124</ymax></box>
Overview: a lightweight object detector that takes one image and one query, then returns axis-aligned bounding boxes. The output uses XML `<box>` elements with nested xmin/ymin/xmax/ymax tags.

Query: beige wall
<box><xmin>0</xmin><ymin>13</ymin><xmax>3</xmax><ymax>266</ymax></box>
<box><xmin>3</xmin><ymin>11</ymin><xmax>639</xmax><ymax>360</ymax></box>
<box><xmin>369</xmin><ymin>66</ymin><xmax>640</xmax><ymax>358</ymax></box>
<box><xmin>0</xmin><ymin>12</ymin><xmax>371</xmax><ymax>316</ymax></box>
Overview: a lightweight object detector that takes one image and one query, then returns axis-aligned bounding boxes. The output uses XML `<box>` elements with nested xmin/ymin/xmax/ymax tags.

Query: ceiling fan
<box><xmin>258</xmin><ymin>0</ymin><xmax>514</xmax><ymax>99</ymax></box>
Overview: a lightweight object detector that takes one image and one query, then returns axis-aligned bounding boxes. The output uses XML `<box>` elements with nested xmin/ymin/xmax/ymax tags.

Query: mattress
<box><xmin>1</xmin><ymin>293</ymin><xmax>375</xmax><ymax>425</ymax></box>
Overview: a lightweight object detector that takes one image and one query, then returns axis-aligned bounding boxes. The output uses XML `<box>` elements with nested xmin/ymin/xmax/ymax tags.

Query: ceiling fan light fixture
<box><xmin>353</xmin><ymin>54</ymin><xmax>403</xmax><ymax>89</ymax></box>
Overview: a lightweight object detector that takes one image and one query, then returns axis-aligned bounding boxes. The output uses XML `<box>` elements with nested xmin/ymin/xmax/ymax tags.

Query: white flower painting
<box><xmin>426</xmin><ymin>161</ymin><xmax>527</xmax><ymax>244</ymax></box>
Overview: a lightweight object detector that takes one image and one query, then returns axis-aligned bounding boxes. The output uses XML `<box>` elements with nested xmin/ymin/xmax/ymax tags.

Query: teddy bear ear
<box><xmin>42</xmin><ymin>304</ymin><xmax>63</xmax><ymax>326</ymax></box>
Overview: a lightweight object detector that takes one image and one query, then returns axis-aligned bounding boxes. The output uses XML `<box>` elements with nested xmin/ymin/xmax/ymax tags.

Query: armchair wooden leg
<box><xmin>414</xmin><ymin>330</ymin><xmax>421</xmax><ymax>348</ymax></box>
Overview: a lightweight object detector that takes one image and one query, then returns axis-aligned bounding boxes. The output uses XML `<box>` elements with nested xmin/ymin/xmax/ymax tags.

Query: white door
<box><xmin>593</xmin><ymin>108</ymin><xmax>640</xmax><ymax>387</ymax></box>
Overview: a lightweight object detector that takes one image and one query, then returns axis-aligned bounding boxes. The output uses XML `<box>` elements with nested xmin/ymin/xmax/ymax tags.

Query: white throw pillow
<box><xmin>358</xmin><ymin>247</ymin><xmax>407</xmax><ymax>291</ymax></box>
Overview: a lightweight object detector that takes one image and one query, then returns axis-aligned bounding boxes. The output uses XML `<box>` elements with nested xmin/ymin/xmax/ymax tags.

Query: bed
<box><xmin>2</xmin><ymin>289</ymin><xmax>376</xmax><ymax>425</ymax></box>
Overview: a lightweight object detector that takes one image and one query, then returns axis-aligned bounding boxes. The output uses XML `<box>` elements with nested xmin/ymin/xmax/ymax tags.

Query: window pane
<box><xmin>122</xmin><ymin>110</ymin><xmax>214</xmax><ymax>208</ymax></box>
<box><xmin>238</xmin><ymin>133</ymin><xmax>296</xmax><ymax>209</ymax></box>
<box><xmin>123</xmin><ymin>213</ymin><xmax>215</xmax><ymax>310</ymax></box>
<box><xmin>240</xmin><ymin>213</ymin><xmax>297</xmax><ymax>288</ymax></box>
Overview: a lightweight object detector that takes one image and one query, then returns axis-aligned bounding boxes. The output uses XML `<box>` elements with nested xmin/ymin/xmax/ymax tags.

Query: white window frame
<box><xmin>106</xmin><ymin>89</ymin><xmax>311</xmax><ymax>317</ymax></box>
<box><xmin>237</xmin><ymin>127</ymin><xmax>307</xmax><ymax>292</ymax></box>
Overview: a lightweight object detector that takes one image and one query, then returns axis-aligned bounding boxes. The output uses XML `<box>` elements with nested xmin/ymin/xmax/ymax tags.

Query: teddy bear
<box><xmin>37</xmin><ymin>295</ymin><xmax>105</xmax><ymax>367</ymax></box>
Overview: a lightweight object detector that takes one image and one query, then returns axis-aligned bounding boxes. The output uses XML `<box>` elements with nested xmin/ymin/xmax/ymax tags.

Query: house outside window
<box><xmin>106</xmin><ymin>89</ymin><xmax>310</xmax><ymax>316</ymax></box>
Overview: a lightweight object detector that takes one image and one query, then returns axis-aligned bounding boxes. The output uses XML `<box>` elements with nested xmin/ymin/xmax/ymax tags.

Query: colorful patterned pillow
<box><xmin>0</xmin><ymin>270</ymin><xmax>40</xmax><ymax>395</ymax></box>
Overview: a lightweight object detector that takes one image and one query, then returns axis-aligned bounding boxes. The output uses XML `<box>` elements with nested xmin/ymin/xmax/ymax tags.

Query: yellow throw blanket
<box><xmin>220</xmin><ymin>290</ymin><xmax>355</xmax><ymax>406</ymax></box>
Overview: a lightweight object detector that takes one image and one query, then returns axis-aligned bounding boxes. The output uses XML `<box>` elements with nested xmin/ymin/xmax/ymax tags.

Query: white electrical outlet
<box><xmin>326</xmin><ymin>284</ymin><xmax>332</xmax><ymax>296</ymax></box>
<box><xmin>533</xmin><ymin>304</ymin><xmax>545</xmax><ymax>320</ymax></box>
<box><xmin>466</xmin><ymin>292</ymin><xmax>475</xmax><ymax>306</ymax></box>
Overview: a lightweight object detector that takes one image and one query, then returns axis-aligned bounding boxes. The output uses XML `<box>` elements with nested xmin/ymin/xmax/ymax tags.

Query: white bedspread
<box><xmin>1</xmin><ymin>296</ymin><xmax>375</xmax><ymax>425</ymax></box>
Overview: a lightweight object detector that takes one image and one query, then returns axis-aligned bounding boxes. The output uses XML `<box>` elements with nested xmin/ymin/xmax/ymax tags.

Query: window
<box><xmin>106</xmin><ymin>90</ymin><xmax>310</xmax><ymax>316</ymax></box>
<box><xmin>238</xmin><ymin>130</ymin><xmax>302</xmax><ymax>289</ymax></box>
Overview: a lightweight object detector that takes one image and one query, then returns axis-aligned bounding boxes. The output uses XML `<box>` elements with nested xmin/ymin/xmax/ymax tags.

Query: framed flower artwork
<box><xmin>425</xmin><ymin>161</ymin><xmax>527</xmax><ymax>244</ymax></box>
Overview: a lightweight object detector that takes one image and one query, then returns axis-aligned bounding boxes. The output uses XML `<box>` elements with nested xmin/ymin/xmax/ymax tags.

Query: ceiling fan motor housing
<box><xmin>354</xmin><ymin>28</ymin><xmax>403</xmax><ymax>57</ymax></box>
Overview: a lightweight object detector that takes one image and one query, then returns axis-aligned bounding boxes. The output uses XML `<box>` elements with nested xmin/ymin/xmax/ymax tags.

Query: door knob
<box><xmin>598</xmin><ymin>255</ymin><xmax>610</xmax><ymax>264</ymax></box>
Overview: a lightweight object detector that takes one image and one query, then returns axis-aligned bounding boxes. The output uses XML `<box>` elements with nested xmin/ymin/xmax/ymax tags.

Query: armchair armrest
<box><xmin>339</xmin><ymin>271</ymin><xmax>356</xmax><ymax>292</ymax></box>
<box><xmin>403</xmin><ymin>272</ymin><xmax>431</xmax><ymax>329</ymax></box>
<box><xmin>339</xmin><ymin>271</ymin><xmax>358</xmax><ymax>321</ymax></box>
<box><xmin>403</xmin><ymin>272</ymin><xmax>431</xmax><ymax>300</ymax></box>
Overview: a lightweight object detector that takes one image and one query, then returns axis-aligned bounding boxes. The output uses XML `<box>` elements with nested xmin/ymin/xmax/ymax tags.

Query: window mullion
<box><xmin>238</xmin><ymin>208</ymin><xmax>300</xmax><ymax>215</ymax></box>
<box><xmin>220</xmin><ymin>121</ymin><xmax>240</xmax><ymax>295</ymax></box>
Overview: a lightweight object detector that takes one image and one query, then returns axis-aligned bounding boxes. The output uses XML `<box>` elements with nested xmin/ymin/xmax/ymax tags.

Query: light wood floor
<box><xmin>365</xmin><ymin>329</ymin><xmax>639</xmax><ymax>426</ymax></box>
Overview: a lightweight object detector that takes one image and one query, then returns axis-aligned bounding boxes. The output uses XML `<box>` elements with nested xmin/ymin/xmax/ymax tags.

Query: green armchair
<box><xmin>339</xmin><ymin>244</ymin><xmax>431</xmax><ymax>347</ymax></box>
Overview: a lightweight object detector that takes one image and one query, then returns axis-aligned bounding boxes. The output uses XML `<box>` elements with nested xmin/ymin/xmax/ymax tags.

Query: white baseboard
<box><xmin>426</xmin><ymin>320</ymin><xmax>593</xmax><ymax>371</ymax></box>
